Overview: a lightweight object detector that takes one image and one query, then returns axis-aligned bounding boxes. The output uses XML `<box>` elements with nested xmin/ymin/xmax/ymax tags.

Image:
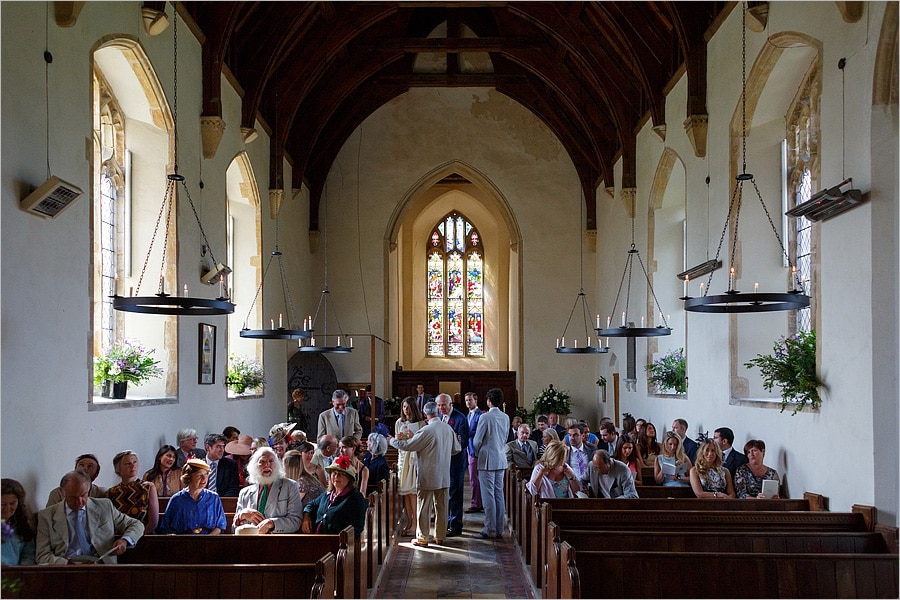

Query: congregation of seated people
<box><xmin>1</xmin><ymin>410</ymin><xmax>375</xmax><ymax>565</ymax></box>
<box><xmin>517</xmin><ymin>411</ymin><xmax>781</xmax><ymax>500</ymax></box>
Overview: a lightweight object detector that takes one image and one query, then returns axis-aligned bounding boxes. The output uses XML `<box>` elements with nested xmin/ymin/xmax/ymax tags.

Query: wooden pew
<box><xmin>2</xmin><ymin>554</ymin><xmax>336</xmax><ymax>599</ymax></box>
<box><xmin>545</xmin><ymin>523</ymin><xmax>892</xmax><ymax>599</ymax></box>
<box><xmin>158</xmin><ymin>495</ymin><xmax>238</xmax><ymax>514</ymax></box>
<box><xmin>631</xmin><ymin>485</ymin><xmax>696</xmax><ymax>498</ymax></box>
<box><xmin>120</xmin><ymin>528</ymin><xmax>356</xmax><ymax>599</ymax></box>
<box><xmin>558</xmin><ymin>543</ymin><xmax>899</xmax><ymax>598</ymax></box>
<box><xmin>527</xmin><ymin>495</ymin><xmax>845</xmax><ymax>590</ymax></box>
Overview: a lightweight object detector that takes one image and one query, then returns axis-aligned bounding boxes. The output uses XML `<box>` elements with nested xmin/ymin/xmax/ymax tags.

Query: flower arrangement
<box><xmin>646</xmin><ymin>348</ymin><xmax>687</xmax><ymax>394</ymax></box>
<box><xmin>226</xmin><ymin>354</ymin><xmax>265</xmax><ymax>394</ymax></box>
<box><xmin>93</xmin><ymin>339</ymin><xmax>163</xmax><ymax>386</ymax></box>
<box><xmin>533</xmin><ymin>384</ymin><xmax>572</xmax><ymax>416</ymax></box>
<box><xmin>385</xmin><ymin>396</ymin><xmax>403</xmax><ymax>416</ymax></box>
<box><xmin>744</xmin><ymin>329</ymin><xmax>822</xmax><ymax>415</ymax></box>
<box><xmin>596</xmin><ymin>376</ymin><xmax>607</xmax><ymax>387</ymax></box>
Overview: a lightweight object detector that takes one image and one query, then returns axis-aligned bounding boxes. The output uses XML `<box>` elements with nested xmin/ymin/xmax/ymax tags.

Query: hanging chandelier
<box><xmin>556</xmin><ymin>191</ymin><xmax>607</xmax><ymax>354</ymax></box>
<box><xmin>297</xmin><ymin>179</ymin><xmax>351</xmax><ymax>354</ymax></box>
<box><xmin>114</xmin><ymin>11</ymin><xmax>232</xmax><ymax>316</ymax></box>
<box><xmin>596</xmin><ymin>192</ymin><xmax>672</xmax><ymax>339</ymax></box>
<box><xmin>683</xmin><ymin>2</ymin><xmax>809</xmax><ymax>314</ymax></box>
<box><xmin>240</xmin><ymin>216</ymin><xmax>311</xmax><ymax>340</ymax></box>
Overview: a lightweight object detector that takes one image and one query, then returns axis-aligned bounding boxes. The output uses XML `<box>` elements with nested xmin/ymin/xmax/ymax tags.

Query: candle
<box><xmin>641</xmin><ymin>316</ymin><xmax>644</xmax><ymax>328</ymax></box>
<box><xmin>308</xmin><ymin>315</ymin><xmax>313</xmax><ymax>327</ymax></box>
<box><xmin>349</xmin><ymin>337</ymin><xmax>353</xmax><ymax>348</ymax></box>
<box><xmin>667</xmin><ymin>314</ymin><xmax>670</xmax><ymax>322</ymax></box>
<box><xmin>129</xmin><ymin>286</ymin><xmax>134</xmax><ymax>297</ymax></box>
<box><xmin>303</xmin><ymin>318</ymin><xmax>308</xmax><ymax>330</ymax></box>
<box><xmin>607</xmin><ymin>316</ymin><xmax>611</xmax><ymax>329</ymax></box>
<box><xmin>683</xmin><ymin>274</ymin><xmax>689</xmax><ymax>297</ymax></box>
<box><xmin>699</xmin><ymin>282</ymin><xmax>704</xmax><ymax>295</ymax></box>
<box><xmin>588</xmin><ymin>336</ymin><xmax>591</xmax><ymax>347</ymax></box>
<box><xmin>622</xmin><ymin>311</ymin><xmax>626</xmax><ymax>327</ymax></box>
<box><xmin>338</xmin><ymin>336</ymin><xmax>342</xmax><ymax>347</ymax></box>
<box><xmin>270</xmin><ymin>319</ymin><xmax>275</xmax><ymax>329</ymax></box>
<box><xmin>606</xmin><ymin>337</ymin><xmax>610</xmax><ymax>347</ymax></box>
<box><xmin>574</xmin><ymin>339</ymin><xmax>578</xmax><ymax>348</ymax></box>
<box><xmin>159</xmin><ymin>276</ymin><xmax>165</xmax><ymax>295</ymax></box>
<box><xmin>729</xmin><ymin>267</ymin><xmax>735</xmax><ymax>290</ymax></box>
<box><xmin>562</xmin><ymin>336</ymin><xmax>565</xmax><ymax>347</ymax></box>
<box><xmin>219</xmin><ymin>275</ymin><xmax>224</xmax><ymax>298</ymax></box>
<box><xmin>311</xmin><ymin>337</ymin><xmax>316</xmax><ymax>346</ymax></box>
<box><xmin>596</xmin><ymin>314</ymin><xmax>600</xmax><ymax>329</ymax></box>
<box><xmin>754</xmin><ymin>282</ymin><xmax>759</xmax><ymax>293</ymax></box>
<box><xmin>183</xmin><ymin>283</ymin><xmax>189</xmax><ymax>297</ymax></box>
<box><xmin>279</xmin><ymin>313</ymin><xmax>283</xmax><ymax>328</ymax></box>
<box><xmin>556</xmin><ymin>338</ymin><xmax>560</xmax><ymax>349</ymax></box>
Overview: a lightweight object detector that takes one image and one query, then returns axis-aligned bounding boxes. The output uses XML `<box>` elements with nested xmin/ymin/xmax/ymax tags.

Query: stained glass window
<box><xmin>426</xmin><ymin>212</ymin><xmax>484</xmax><ymax>357</ymax></box>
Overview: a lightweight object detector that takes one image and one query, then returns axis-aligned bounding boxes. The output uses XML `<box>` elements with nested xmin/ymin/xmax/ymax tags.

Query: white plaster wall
<box><xmin>0</xmin><ymin>2</ymin><xmax>288</xmax><ymax>505</ymax></box>
<box><xmin>1</xmin><ymin>1</ymin><xmax>895</xmax><ymax>522</ymax></box>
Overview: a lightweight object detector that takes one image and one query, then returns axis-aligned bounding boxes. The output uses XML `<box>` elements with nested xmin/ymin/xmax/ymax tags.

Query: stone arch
<box><xmin>386</xmin><ymin>160</ymin><xmax>523</xmax><ymax>373</ymax></box>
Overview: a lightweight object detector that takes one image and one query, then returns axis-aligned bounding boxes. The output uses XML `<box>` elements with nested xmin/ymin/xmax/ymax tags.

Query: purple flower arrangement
<box><xmin>93</xmin><ymin>338</ymin><xmax>163</xmax><ymax>386</ymax></box>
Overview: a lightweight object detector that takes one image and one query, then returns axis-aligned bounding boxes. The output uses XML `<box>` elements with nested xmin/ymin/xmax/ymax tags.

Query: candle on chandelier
<box><xmin>607</xmin><ymin>315</ymin><xmax>611</xmax><ymax>329</ymax></box>
<box><xmin>311</xmin><ymin>337</ymin><xmax>316</xmax><ymax>346</ymax></box>
<box><xmin>621</xmin><ymin>311</ymin><xmax>626</xmax><ymax>327</ymax></box>
<box><xmin>699</xmin><ymin>282</ymin><xmax>704</xmax><ymax>295</ymax></box>
<box><xmin>159</xmin><ymin>276</ymin><xmax>165</xmax><ymax>295</ymax></box>
<box><xmin>561</xmin><ymin>336</ymin><xmax>565</xmax><ymax>347</ymax></box>
<box><xmin>303</xmin><ymin>318</ymin><xmax>308</xmax><ymax>330</ymax></box>
<box><xmin>556</xmin><ymin>338</ymin><xmax>560</xmax><ymax>349</ymax></box>
<box><xmin>640</xmin><ymin>316</ymin><xmax>644</xmax><ymax>328</ymax></box>
<box><xmin>183</xmin><ymin>284</ymin><xmax>189</xmax><ymax>297</ymax></box>
<box><xmin>596</xmin><ymin>314</ymin><xmax>600</xmax><ymax>329</ymax></box>
<box><xmin>219</xmin><ymin>275</ymin><xmax>225</xmax><ymax>298</ymax></box>
<box><xmin>754</xmin><ymin>282</ymin><xmax>759</xmax><ymax>293</ymax></box>
<box><xmin>129</xmin><ymin>286</ymin><xmax>134</xmax><ymax>297</ymax></box>
<box><xmin>349</xmin><ymin>337</ymin><xmax>353</xmax><ymax>348</ymax></box>
<box><xmin>683</xmin><ymin>274</ymin><xmax>689</xmax><ymax>297</ymax></box>
<box><xmin>338</xmin><ymin>336</ymin><xmax>342</xmax><ymax>347</ymax></box>
<box><xmin>729</xmin><ymin>267</ymin><xmax>735</xmax><ymax>290</ymax></box>
<box><xmin>270</xmin><ymin>319</ymin><xmax>275</xmax><ymax>329</ymax></box>
<box><xmin>606</xmin><ymin>337</ymin><xmax>610</xmax><ymax>348</ymax></box>
<box><xmin>588</xmin><ymin>336</ymin><xmax>591</xmax><ymax>347</ymax></box>
<box><xmin>279</xmin><ymin>313</ymin><xmax>283</xmax><ymax>328</ymax></box>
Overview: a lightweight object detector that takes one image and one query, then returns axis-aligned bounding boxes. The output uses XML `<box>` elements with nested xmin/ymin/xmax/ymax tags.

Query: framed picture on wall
<box><xmin>199</xmin><ymin>323</ymin><xmax>216</xmax><ymax>384</ymax></box>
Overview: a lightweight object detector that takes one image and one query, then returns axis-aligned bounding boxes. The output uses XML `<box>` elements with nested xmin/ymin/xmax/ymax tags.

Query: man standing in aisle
<box><xmin>436</xmin><ymin>393</ymin><xmax>469</xmax><ymax>537</ymax></box>
<box><xmin>317</xmin><ymin>389</ymin><xmax>363</xmax><ymax>441</ymax></box>
<box><xmin>463</xmin><ymin>392</ymin><xmax>483</xmax><ymax>514</ymax></box>
<box><xmin>473</xmin><ymin>388</ymin><xmax>510</xmax><ymax>539</ymax></box>
<box><xmin>387</xmin><ymin>401</ymin><xmax>460</xmax><ymax>547</ymax></box>
<box><xmin>415</xmin><ymin>383</ymin><xmax>433</xmax><ymax>413</ymax></box>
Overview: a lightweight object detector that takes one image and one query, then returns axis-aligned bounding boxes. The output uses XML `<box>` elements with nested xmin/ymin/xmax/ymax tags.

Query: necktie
<box><xmin>468</xmin><ymin>412</ymin><xmax>474</xmax><ymax>426</ymax></box>
<box><xmin>258</xmin><ymin>484</ymin><xmax>270</xmax><ymax>513</ymax></box>
<box><xmin>207</xmin><ymin>461</ymin><xmax>218</xmax><ymax>492</ymax></box>
<box><xmin>339</xmin><ymin>413</ymin><xmax>345</xmax><ymax>435</ymax></box>
<box><xmin>70</xmin><ymin>509</ymin><xmax>93</xmax><ymax>557</ymax></box>
<box><xmin>576</xmin><ymin>449</ymin><xmax>585</xmax><ymax>475</ymax></box>
<box><xmin>442</xmin><ymin>414</ymin><xmax>448</xmax><ymax>423</ymax></box>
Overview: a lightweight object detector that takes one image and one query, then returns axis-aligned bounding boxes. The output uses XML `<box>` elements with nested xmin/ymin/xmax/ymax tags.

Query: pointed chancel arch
<box><xmin>387</xmin><ymin>161</ymin><xmax>522</xmax><ymax>372</ymax></box>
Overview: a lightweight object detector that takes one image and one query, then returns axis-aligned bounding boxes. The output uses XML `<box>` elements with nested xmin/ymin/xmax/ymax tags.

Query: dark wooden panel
<box><xmin>392</xmin><ymin>370</ymin><xmax>517</xmax><ymax>417</ymax></box>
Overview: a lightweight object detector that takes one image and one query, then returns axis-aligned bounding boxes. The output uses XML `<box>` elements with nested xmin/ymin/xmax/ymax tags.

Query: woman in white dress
<box><xmin>395</xmin><ymin>397</ymin><xmax>425</xmax><ymax>536</ymax></box>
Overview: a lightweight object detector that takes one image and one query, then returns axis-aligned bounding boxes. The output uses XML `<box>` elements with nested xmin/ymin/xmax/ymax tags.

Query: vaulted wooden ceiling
<box><xmin>172</xmin><ymin>1</ymin><xmax>728</xmax><ymax>230</ymax></box>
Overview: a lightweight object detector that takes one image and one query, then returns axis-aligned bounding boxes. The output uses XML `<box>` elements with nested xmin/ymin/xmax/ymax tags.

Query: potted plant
<box><xmin>646</xmin><ymin>348</ymin><xmax>687</xmax><ymax>394</ymax></box>
<box><xmin>744</xmin><ymin>329</ymin><xmax>823</xmax><ymax>415</ymax></box>
<box><xmin>533</xmin><ymin>384</ymin><xmax>572</xmax><ymax>417</ymax></box>
<box><xmin>226</xmin><ymin>354</ymin><xmax>265</xmax><ymax>395</ymax></box>
<box><xmin>596</xmin><ymin>376</ymin><xmax>607</xmax><ymax>388</ymax></box>
<box><xmin>93</xmin><ymin>339</ymin><xmax>163</xmax><ymax>399</ymax></box>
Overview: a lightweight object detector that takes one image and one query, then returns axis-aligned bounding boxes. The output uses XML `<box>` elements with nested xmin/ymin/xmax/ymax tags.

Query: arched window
<box><xmin>426</xmin><ymin>211</ymin><xmax>484</xmax><ymax>357</ymax></box>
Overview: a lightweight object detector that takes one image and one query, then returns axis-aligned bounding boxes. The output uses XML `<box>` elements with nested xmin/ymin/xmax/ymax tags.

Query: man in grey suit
<box><xmin>473</xmin><ymin>387</ymin><xmax>511</xmax><ymax>539</ymax></box>
<box><xmin>505</xmin><ymin>423</ymin><xmax>538</xmax><ymax>468</ymax></box>
<box><xmin>388</xmin><ymin>401</ymin><xmax>460</xmax><ymax>547</ymax></box>
<box><xmin>317</xmin><ymin>389</ymin><xmax>363</xmax><ymax>441</ymax></box>
<box><xmin>586</xmin><ymin>450</ymin><xmax>639</xmax><ymax>499</ymax></box>
<box><xmin>37</xmin><ymin>471</ymin><xmax>144</xmax><ymax>564</ymax></box>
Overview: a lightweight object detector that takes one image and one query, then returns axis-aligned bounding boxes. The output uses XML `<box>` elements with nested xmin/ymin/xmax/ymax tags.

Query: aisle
<box><xmin>371</xmin><ymin>474</ymin><xmax>535</xmax><ymax>599</ymax></box>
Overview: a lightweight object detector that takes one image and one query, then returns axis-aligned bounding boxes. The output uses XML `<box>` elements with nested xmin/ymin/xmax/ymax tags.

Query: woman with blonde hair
<box><xmin>654</xmin><ymin>431</ymin><xmax>692</xmax><ymax>487</ymax></box>
<box><xmin>525</xmin><ymin>441</ymin><xmax>580</xmax><ymax>498</ymax></box>
<box><xmin>690</xmin><ymin>439</ymin><xmax>735</xmax><ymax>498</ymax></box>
<box><xmin>538</xmin><ymin>426</ymin><xmax>560</xmax><ymax>458</ymax></box>
<box><xmin>283</xmin><ymin>449</ymin><xmax>325</xmax><ymax>503</ymax></box>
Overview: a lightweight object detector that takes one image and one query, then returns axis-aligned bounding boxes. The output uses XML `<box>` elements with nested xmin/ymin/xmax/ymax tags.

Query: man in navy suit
<box><xmin>673</xmin><ymin>418</ymin><xmax>698</xmax><ymax>464</ymax></box>
<box><xmin>597</xmin><ymin>422</ymin><xmax>619</xmax><ymax>455</ymax></box>
<box><xmin>204</xmin><ymin>434</ymin><xmax>241</xmax><ymax>497</ymax></box>
<box><xmin>714</xmin><ymin>426</ymin><xmax>749</xmax><ymax>477</ymax></box>
<box><xmin>436</xmin><ymin>393</ymin><xmax>469</xmax><ymax>536</ymax></box>
<box><xmin>463</xmin><ymin>392</ymin><xmax>484</xmax><ymax>513</ymax></box>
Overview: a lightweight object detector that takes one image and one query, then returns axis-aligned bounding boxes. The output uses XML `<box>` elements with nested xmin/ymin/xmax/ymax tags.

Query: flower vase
<box><xmin>101</xmin><ymin>380</ymin><xmax>113</xmax><ymax>398</ymax></box>
<box><xmin>112</xmin><ymin>381</ymin><xmax>127</xmax><ymax>399</ymax></box>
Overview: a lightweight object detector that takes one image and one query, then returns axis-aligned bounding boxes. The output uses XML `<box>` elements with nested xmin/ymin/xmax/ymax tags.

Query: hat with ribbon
<box><xmin>225</xmin><ymin>435</ymin><xmax>253</xmax><ymax>456</ymax></box>
<box><xmin>184</xmin><ymin>458</ymin><xmax>210</xmax><ymax>472</ymax></box>
<box><xmin>268</xmin><ymin>422</ymin><xmax>297</xmax><ymax>440</ymax></box>
<box><xmin>324</xmin><ymin>454</ymin><xmax>357</xmax><ymax>479</ymax></box>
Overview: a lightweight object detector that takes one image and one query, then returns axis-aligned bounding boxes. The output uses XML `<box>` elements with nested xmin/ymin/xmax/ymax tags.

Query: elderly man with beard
<box><xmin>233</xmin><ymin>447</ymin><xmax>303</xmax><ymax>533</ymax></box>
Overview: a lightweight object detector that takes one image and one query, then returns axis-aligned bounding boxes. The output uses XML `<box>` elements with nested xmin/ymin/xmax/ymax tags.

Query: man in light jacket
<box><xmin>473</xmin><ymin>387</ymin><xmax>511</xmax><ymax>539</ymax></box>
<box><xmin>388</xmin><ymin>401</ymin><xmax>460</xmax><ymax>547</ymax></box>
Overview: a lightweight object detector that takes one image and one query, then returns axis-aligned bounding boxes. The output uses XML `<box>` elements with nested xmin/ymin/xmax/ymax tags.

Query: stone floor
<box><xmin>371</xmin><ymin>476</ymin><xmax>536</xmax><ymax>599</ymax></box>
